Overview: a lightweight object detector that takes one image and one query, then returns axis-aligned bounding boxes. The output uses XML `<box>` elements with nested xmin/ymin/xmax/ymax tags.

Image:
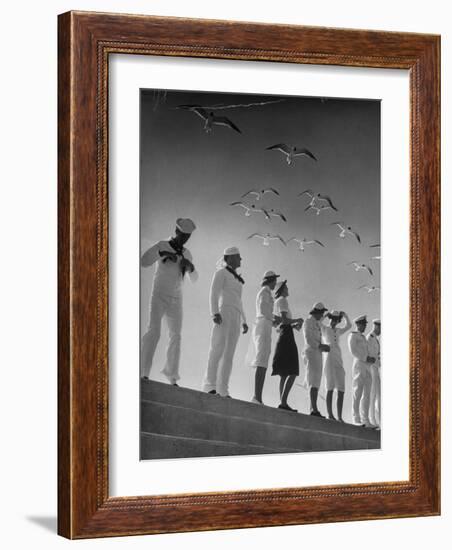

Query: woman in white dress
<box><xmin>271</xmin><ymin>281</ymin><xmax>304</xmax><ymax>411</ymax></box>
<box><xmin>321</xmin><ymin>310</ymin><xmax>352</xmax><ymax>421</ymax></box>
<box><xmin>249</xmin><ymin>270</ymin><xmax>279</xmax><ymax>404</ymax></box>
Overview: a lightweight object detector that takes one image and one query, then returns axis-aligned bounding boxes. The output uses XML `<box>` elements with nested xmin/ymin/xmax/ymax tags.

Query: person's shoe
<box><xmin>364</xmin><ymin>422</ymin><xmax>376</xmax><ymax>429</ymax></box>
<box><xmin>278</xmin><ymin>404</ymin><xmax>298</xmax><ymax>412</ymax></box>
<box><xmin>208</xmin><ymin>389</ymin><xmax>217</xmax><ymax>395</ymax></box>
<box><xmin>251</xmin><ymin>397</ymin><xmax>263</xmax><ymax>405</ymax></box>
<box><xmin>221</xmin><ymin>394</ymin><xmax>232</xmax><ymax>398</ymax></box>
<box><xmin>327</xmin><ymin>414</ymin><xmax>337</xmax><ymax>421</ymax></box>
<box><xmin>310</xmin><ymin>410</ymin><xmax>324</xmax><ymax>418</ymax></box>
<box><xmin>141</xmin><ymin>375</ymin><xmax>149</xmax><ymax>381</ymax></box>
<box><xmin>172</xmin><ymin>383</ymin><xmax>179</xmax><ymax>387</ymax></box>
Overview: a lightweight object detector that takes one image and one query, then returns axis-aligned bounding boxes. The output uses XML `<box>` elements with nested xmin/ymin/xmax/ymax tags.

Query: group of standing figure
<box><xmin>141</xmin><ymin>219</ymin><xmax>381</xmax><ymax>428</ymax></box>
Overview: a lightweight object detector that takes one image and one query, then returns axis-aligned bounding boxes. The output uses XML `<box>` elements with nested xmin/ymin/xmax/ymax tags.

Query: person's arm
<box><xmin>209</xmin><ymin>270</ymin><xmax>225</xmax><ymax>319</ymax></box>
<box><xmin>183</xmin><ymin>249</ymin><xmax>198</xmax><ymax>282</ymax></box>
<box><xmin>260</xmin><ymin>290</ymin><xmax>274</xmax><ymax>322</ymax></box>
<box><xmin>303</xmin><ymin>319</ymin><xmax>319</xmax><ymax>348</ymax></box>
<box><xmin>140</xmin><ymin>243</ymin><xmax>161</xmax><ymax>267</ymax></box>
<box><xmin>337</xmin><ymin>312</ymin><xmax>352</xmax><ymax>335</ymax></box>
<box><xmin>349</xmin><ymin>333</ymin><xmax>371</xmax><ymax>362</ymax></box>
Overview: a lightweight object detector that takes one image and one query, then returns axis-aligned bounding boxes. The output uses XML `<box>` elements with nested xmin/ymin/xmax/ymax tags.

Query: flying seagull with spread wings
<box><xmin>298</xmin><ymin>189</ymin><xmax>338</xmax><ymax>211</ymax></box>
<box><xmin>241</xmin><ymin>188</ymin><xmax>280</xmax><ymax>201</ymax></box>
<box><xmin>347</xmin><ymin>262</ymin><xmax>373</xmax><ymax>276</ymax></box>
<box><xmin>229</xmin><ymin>202</ymin><xmax>270</xmax><ymax>219</ymax></box>
<box><xmin>177</xmin><ymin>104</ymin><xmax>242</xmax><ymax>134</ymax></box>
<box><xmin>266</xmin><ymin>143</ymin><xmax>317</xmax><ymax>165</ymax></box>
<box><xmin>358</xmin><ymin>284</ymin><xmax>380</xmax><ymax>293</ymax></box>
<box><xmin>247</xmin><ymin>233</ymin><xmax>287</xmax><ymax>246</ymax></box>
<box><xmin>287</xmin><ymin>238</ymin><xmax>325</xmax><ymax>252</ymax></box>
<box><xmin>305</xmin><ymin>203</ymin><xmax>337</xmax><ymax>216</ymax></box>
<box><xmin>330</xmin><ymin>222</ymin><xmax>361</xmax><ymax>243</ymax></box>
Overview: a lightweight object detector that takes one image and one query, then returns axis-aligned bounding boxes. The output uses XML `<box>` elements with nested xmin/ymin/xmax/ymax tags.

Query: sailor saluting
<box><xmin>140</xmin><ymin>218</ymin><xmax>197</xmax><ymax>385</ymax></box>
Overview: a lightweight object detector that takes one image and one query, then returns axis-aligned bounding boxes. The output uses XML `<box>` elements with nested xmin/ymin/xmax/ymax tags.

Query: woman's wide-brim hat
<box><xmin>310</xmin><ymin>301</ymin><xmax>328</xmax><ymax>315</ymax></box>
<box><xmin>262</xmin><ymin>270</ymin><xmax>280</xmax><ymax>282</ymax></box>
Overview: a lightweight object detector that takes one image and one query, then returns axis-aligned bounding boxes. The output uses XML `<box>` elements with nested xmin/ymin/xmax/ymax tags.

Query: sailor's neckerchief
<box><xmin>160</xmin><ymin>238</ymin><xmax>188</xmax><ymax>276</ymax></box>
<box><xmin>225</xmin><ymin>265</ymin><xmax>245</xmax><ymax>285</ymax></box>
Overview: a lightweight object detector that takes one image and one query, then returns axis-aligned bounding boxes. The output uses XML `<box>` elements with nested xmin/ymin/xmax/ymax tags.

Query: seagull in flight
<box><xmin>287</xmin><ymin>238</ymin><xmax>325</xmax><ymax>252</ymax></box>
<box><xmin>358</xmin><ymin>285</ymin><xmax>380</xmax><ymax>293</ymax></box>
<box><xmin>241</xmin><ymin>188</ymin><xmax>280</xmax><ymax>201</ymax></box>
<box><xmin>331</xmin><ymin>222</ymin><xmax>361</xmax><ymax>243</ymax></box>
<box><xmin>305</xmin><ymin>203</ymin><xmax>337</xmax><ymax>216</ymax></box>
<box><xmin>369</xmin><ymin>243</ymin><xmax>381</xmax><ymax>248</ymax></box>
<box><xmin>177</xmin><ymin>104</ymin><xmax>242</xmax><ymax>134</ymax></box>
<box><xmin>298</xmin><ymin>189</ymin><xmax>338</xmax><ymax>211</ymax></box>
<box><xmin>267</xmin><ymin>208</ymin><xmax>287</xmax><ymax>222</ymax></box>
<box><xmin>348</xmin><ymin>262</ymin><xmax>373</xmax><ymax>276</ymax></box>
<box><xmin>229</xmin><ymin>202</ymin><xmax>270</xmax><ymax>219</ymax></box>
<box><xmin>266</xmin><ymin>143</ymin><xmax>317</xmax><ymax>165</ymax></box>
<box><xmin>247</xmin><ymin>233</ymin><xmax>286</xmax><ymax>246</ymax></box>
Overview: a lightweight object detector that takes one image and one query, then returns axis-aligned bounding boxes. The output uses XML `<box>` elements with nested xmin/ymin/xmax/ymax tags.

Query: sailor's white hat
<box><xmin>176</xmin><ymin>218</ymin><xmax>196</xmax><ymax>234</ymax></box>
<box><xmin>354</xmin><ymin>314</ymin><xmax>368</xmax><ymax>324</ymax></box>
<box><xmin>223</xmin><ymin>246</ymin><xmax>240</xmax><ymax>256</ymax></box>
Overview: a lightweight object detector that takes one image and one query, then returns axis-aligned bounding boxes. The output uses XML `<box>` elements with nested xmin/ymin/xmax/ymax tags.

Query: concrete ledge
<box><xmin>140</xmin><ymin>379</ymin><xmax>380</xmax><ymax>459</ymax></box>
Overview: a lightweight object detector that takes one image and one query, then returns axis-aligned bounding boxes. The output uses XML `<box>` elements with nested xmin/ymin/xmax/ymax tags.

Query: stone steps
<box><xmin>140</xmin><ymin>379</ymin><xmax>380</xmax><ymax>460</ymax></box>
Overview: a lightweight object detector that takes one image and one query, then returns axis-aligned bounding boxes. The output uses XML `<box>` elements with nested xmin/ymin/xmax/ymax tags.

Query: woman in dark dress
<box><xmin>271</xmin><ymin>281</ymin><xmax>304</xmax><ymax>411</ymax></box>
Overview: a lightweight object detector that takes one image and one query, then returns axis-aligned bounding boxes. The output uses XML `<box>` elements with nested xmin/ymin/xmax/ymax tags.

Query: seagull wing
<box><xmin>262</xmin><ymin>188</ymin><xmax>280</xmax><ymax>196</ymax></box>
<box><xmin>285</xmin><ymin>237</ymin><xmax>298</xmax><ymax>244</ymax></box>
<box><xmin>293</xmin><ymin>147</ymin><xmax>317</xmax><ymax>161</ymax></box>
<box><xmin>273</xmin><ymin>211</ymin><xmax>287</xmax><ymax>222</ymax></box>
<box><xmin>331</xmin><ymin>221</ymin><xmax>345</xmax><ymax>230</ymax></box>
<box><xmin>350</xmin><ymin>230</ymin><xmax>361</xmax><ymax>243</ymax></box>
<box><xmin>318</xmin><ymin>194</ymin><xmax>338</xmax><ymax>210</ymax></box>
<box><xmin>247</xmin><ymin>233</ymin><xmax>264</xmax><ymax>240</ymax></box>
<box><xmin>191</xmin><ymin>107</ymin><xmax>209</xmax><ymax>121</ymax></box>
<box><xmin>229</xmin><ymin>201</ymin><xmax>248</xmax><ymax>210</ymax></box>
<box><xmin>365</xmin><ymin>265</ymin><xmax>374</xmax><ymax>276</ymax></box>
<box><xmin>357</xmin><ymin>284</ymin><xmax>370</xmax><ymax>290</ymax></box>
<box><xmin>307</xmin><ymin>240</ymin><xmax>325</xmax><ymax>247</ymax></box>
<box><xmin>261</xmin><ymin>209</ymin><xmax>271</xmax><ymax>220</ymax></box>
<box><xmin>213</xmin><ymin>115</ymin><xmax>242</xmax><ymax>133</ymax></box>
<box><xmin>304</xmin><ymin>204</ymin><xmax>315</xmax><ymax>212</ymax></box>
<box><xmin>266</xmin><ymin>143</ymin><xmax>291</xmax><ymax>154</ymax></box>
<box><xmin>298</xmin><ymin>189</ymin><xmax>315</xmax><ymax>198</ymax></box>
<box><xmin>347</xmin><ymin>261</ymin><xmax>358</xmax><ymax>266</ymax></box>
<box><xmin>369</xmin><ymin>243</ymin><xmax>381</xmax><ymax>248</ymax></box>
<box><xmin>241</xmin><ymin>189</ymin><xmax>259</xmax><ymax>199</ymax></box>
<box><xmin>269</xmin><ymin>235</ymin><xmax>287</xmax><ymax>245</ymax></box>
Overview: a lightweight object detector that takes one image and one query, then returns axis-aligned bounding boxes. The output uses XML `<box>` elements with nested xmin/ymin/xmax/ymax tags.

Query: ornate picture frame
<box><xmin>58</xmin><ymin>11</ymin><xmax>440</xmax><ymax>538</ymax></box>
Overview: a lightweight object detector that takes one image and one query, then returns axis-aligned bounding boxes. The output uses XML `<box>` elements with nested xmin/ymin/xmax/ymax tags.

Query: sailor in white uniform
<box><xmin>321</xmin><ymin>310</ymin><xmax>352</xmax><ymax>421</ymax></box>
<box><xmin>348</xmin><ymin>315</ymin><xmax>376</xmax><ymax>427</ymax></box>
<box><xmin>367</xmin><ymin>319</ymin><xmax>381</xmax><ymax>429</ymax></box>
<box><xmin>140</xmin><ymin>218</ymin><xmax>198</xmax><ymax>385</ymax></box>
<box><xmin>203</xmin><ymin>247</ymin><xmax>248</xmax><ymax>397</ymax></box>
<box><xmin>250</xmin><ymin>270</ymin><xmax>280</xmax><ymax>404</ymax></box>
<box><xmin>303</xmin><ymin>302</ymin><xmax>330</xmax><ymax>417</ymax></box>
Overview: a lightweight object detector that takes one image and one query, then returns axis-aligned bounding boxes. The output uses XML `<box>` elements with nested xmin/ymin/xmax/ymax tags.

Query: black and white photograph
<box><xmin>139</xmin><ymin>88</ymin><xmax>382</xmax><ymax>460</ymax></box>
<box><xmin>139</xmin><ymin>88</ymin><xmax>381</xmax><ymax>460</ymax></box>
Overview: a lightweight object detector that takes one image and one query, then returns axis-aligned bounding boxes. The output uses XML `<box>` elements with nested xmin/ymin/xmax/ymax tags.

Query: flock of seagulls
<box><xmin>176</xmin><ymin>98</ymin><xmax>379</xmax><ymax>295</ymax></box>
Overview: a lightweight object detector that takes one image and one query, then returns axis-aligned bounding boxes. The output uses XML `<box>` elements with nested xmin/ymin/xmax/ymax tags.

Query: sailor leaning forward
<box><xmin>203</xmin><ymin>247</ymin><xmax>248</xmax><ymax>397</ymax></box>
<box><xmin>140</xmin><ymin>218</ymin><xmax>197</xmax><ymax>385</ymax></box>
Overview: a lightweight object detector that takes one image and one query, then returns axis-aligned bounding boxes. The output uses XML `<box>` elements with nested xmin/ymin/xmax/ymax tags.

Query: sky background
<box><xmin>140</xmin><ymin>89</ymin><xmax>380</xmax><ymax>421</ymax></box>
